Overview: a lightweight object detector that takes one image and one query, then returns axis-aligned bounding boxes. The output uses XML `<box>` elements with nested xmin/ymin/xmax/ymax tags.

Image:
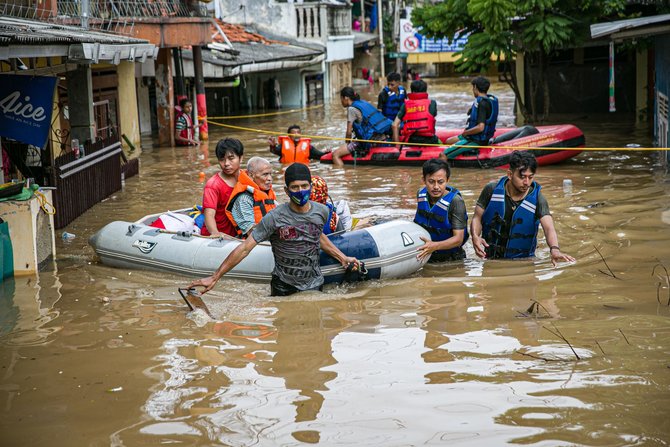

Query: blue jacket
<box><xmin>381</xmin><ymin>85</ymin><xmax>406</xmax><ymax>121</ymax></box>
<box><xmin>481</xmin><ymin>176</ymin><xmax>541</xmax><ymax>258</ymax></box>
<box><xmin>414</xmin><ymin>186</ymin><xmax>468</xmax><ymax>255</ymax></box>
<box><xmin>351</xmin><ymin>100</ymin><xmax>392</xmax><ymax>144</ymax></box>
<box><xmin>466</xmin><ymin>95</ymin><xmax>499</xmax><ymax>143</ymax></box>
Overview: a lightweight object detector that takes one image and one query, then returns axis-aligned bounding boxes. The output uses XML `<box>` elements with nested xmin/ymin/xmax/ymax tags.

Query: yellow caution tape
<box><xmin>207</xmin><ymin>120</ymin><xmax>666</xmax><ymax>151</ymax></box>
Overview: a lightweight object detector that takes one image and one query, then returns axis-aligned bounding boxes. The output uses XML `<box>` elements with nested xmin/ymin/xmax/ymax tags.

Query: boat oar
<box><xmin>178</xmin><ymin>287</ymin><xmax>213</xmax><ymax>317</ymax></box>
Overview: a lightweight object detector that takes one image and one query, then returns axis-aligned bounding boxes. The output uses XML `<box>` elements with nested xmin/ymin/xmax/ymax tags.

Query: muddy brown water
<box><xmin>1</xmin><ymin>80</ymin><xmax>669</xmax><ymax>446</ymax></box>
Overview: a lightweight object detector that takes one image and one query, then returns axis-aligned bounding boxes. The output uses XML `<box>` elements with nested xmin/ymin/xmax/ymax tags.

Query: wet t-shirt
<box><xmin>251</xmin><ymin>202</ymin><xmax>329</xmax><ymax>290</ymax></box>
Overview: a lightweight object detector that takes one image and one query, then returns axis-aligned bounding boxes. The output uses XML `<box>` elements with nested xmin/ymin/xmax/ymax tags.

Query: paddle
<box><xmin>178</xmin><ymin>287</ymin><xmax>213</xmax><ymax>317</ymax></box>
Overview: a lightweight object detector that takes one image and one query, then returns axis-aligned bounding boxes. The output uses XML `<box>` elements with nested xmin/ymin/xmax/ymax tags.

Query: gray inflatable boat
<box><xmin>89</xmin><ymin>211</ymin><xmax>430</xmax><ymax>283</ymax></box>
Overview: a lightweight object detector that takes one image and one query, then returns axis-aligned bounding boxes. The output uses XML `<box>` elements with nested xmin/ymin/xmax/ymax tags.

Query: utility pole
<box><xmin>80</xmin><ymin>0</ymin><xmax>89</xmax><ymax>29</ymax></box>
<box><xmin>377</xmin><ymin>0</ymin><xmax>385</xmax><ymax>80</ymax></box>
<box><xmin>394</xmin><ymin>0</ymin><xmax>402</xmax><ymax>74</ymax></box>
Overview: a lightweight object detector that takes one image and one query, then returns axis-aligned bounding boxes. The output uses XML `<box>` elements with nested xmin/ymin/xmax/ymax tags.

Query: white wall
<box><xmin>327</xmin><ymin>36</ymin><xmax>355</xmax><ymax>62</ymax></box>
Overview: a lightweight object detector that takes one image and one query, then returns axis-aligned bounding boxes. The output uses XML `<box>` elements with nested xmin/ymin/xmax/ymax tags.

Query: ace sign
<box><xmin>0</xmin><ymin>75</ymin><xmax>57</xmax><ymax>148</ymax></box>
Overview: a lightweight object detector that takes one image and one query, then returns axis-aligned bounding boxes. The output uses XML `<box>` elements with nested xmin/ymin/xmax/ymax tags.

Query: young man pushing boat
<box><xmin>189</xmin><ymin>163</ymin><xmax>359</xmax><ymax>297</ymax></box>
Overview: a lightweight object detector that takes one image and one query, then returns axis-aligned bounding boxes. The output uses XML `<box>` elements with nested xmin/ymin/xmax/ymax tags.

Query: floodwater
<box><xmin>2</xmin><ymin>79</ymin><xmax>670</xmax><ymax>446</ymax></box>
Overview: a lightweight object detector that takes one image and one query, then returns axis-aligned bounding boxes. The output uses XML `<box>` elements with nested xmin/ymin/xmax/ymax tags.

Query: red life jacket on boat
<box><xmin>401</xmin><ymin>93</ymin><xmax>436</xmax><ymax>140</ymax></box>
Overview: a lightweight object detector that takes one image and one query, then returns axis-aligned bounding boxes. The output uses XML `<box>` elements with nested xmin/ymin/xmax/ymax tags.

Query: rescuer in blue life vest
<box><xmin>440</xmin><ymin>76</ymin><xmax>499</xmax><ymax>160</ymax></box>
<box><xmin>377</xmin><ymin>72</ymin><xmax>406</xmax><ymax>122</ymax></box>
<box><xmin>331</xmin><ymin>86</ymin><xmax>392</xmax><ymax>166</ymax></box>
<box><xmin>470</xmin><ymin>151</ymin><xmax>575</xmax><ymax>266</ymax></box>
<box><xmin>414</xmin><ymin>158</ymin><xmax>469</xmax><ymax>263</ymax></box>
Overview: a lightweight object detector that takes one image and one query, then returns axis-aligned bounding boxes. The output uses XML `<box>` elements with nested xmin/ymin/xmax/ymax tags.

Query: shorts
<box><xmin>270</xmin><ymin>275</ymin><xmax>323</xmax><ymax>297</ymax></box>
<box><xmin>428</xmin><ymin>248</ymin><xmax>466</xmax><ymax>263</ymax></box>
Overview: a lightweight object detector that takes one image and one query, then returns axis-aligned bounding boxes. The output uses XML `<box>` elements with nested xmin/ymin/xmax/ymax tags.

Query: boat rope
<box><xmin>206</xmin><ymin>120</ymin><xmax>664</xmax><ymax>151</ymax></box>
<box><xmin>34</xmin><ymin>190</ymin><xmax>56</xmax><ymax>215</ymax></box>
<box><xmin>205</xmin><ymin>104</ymin><xmax>324</xmax><ymax>120</ymax></box>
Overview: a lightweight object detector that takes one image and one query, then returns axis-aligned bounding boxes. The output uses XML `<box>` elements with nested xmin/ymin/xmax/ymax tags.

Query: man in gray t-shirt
<box><xmin>414</xmin><ymin>159</ymin><xmax>468</xmax><ymax>263</ymax></box>
<box><xmin>251</xmin><ymin>201</ymin><xmax>329</xmax><ymax>291</ymax></box>
<box><xmin>190</xmin><ymin>163</ymin><xmax>358</xmax><ymax>297</ymax></box>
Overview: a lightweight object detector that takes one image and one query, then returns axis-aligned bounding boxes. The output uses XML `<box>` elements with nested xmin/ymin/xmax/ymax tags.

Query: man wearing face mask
<box><xmin>268</xmin><ymin>124</ymin><xmax>330</xmax><ymax>164</ymax></box>
<box><xmin>189</xmin><ymin>163</ymin><xmax>359</xmax><ymax>296</ymax></box>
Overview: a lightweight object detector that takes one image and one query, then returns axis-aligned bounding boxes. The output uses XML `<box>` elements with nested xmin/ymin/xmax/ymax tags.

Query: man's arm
<box><xmin>320</xmin><ymin>233</ymin><xmax>357</xmax><ymax>267</ymax></box>
<box><xmin>392</xmin><ymin>117</ymin><xmax>401</xmax><ymax>147</ymax></box>
<box><xmin>470</xmin><ymin>205</ymin><xmax>488</xmax><ymax>258</ymax></box>
<box><xmin>203</xmin><ymin>208</ymin><xmax>220</xmax><ymax>237</ymax></box>
<box><xmin>230</xmin><ymin>194</ymin><xmax>256</xmax><ymax>237</ymax></box>
<box><xmin>461</xmin><ymin>122</ymin><xmax>485</xmax><ymax>138</ymax></box>
<box><xmin>539</xmin><ymin>215</ymin><xmax>575</xmax><ymax>266</ymax></box>
<box><xmin>189</xmin><ymin>234</ymin><xmax>258</xmax><ymax>293</ymax></box>
<box><xmin>345</xmin><ymin>120</ymin><xmax>354</xmax><ymax>140</ymax></box>
<box><xmin>377</xmin><ymin>90</ymin><xmax>387</xmax><ymax>111</ymax></box>
<box><xmin>309</xmin><ymin>145</ymin><xmax>328</xmax><ymax>159</ymax></box>
<box><xmin>416</xmin><ymin>230</ymin><xmax>465</xmax><ymax>262</ymax></box>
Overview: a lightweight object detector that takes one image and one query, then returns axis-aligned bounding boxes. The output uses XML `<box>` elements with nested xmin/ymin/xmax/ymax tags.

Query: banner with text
<box><xmin>399</xmin><ymin>18</ymin><xmax>468</xmax><ymax>54</ymax></box>
<box><xmin>0</xmin><ymin>75</ymin><xmax>57</xmax><ymax>148</ymax></box>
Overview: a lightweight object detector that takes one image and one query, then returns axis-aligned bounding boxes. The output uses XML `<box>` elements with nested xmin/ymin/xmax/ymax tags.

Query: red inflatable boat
<box><xmin>319</xmin><ymin>124</ymin><xmax>584</xmax><ymax>168</ymax></box>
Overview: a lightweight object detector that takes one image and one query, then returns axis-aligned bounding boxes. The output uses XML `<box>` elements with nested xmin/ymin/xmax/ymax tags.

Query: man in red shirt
<box><xmin>201</xmin><ymin>138</ymin><xmax>243</xmax><ymax>237</ymax></box>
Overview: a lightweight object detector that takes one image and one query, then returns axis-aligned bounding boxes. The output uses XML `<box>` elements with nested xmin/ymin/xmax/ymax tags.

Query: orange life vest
<box><xmin>225</xmin><ymin>170</ymin><xmax>277</xmax><ymax>236</ymax></box>
<box><xmin>400</xmin><ymin>92</ymin><xmax>436</xmax><ymax>140</ymax></box>
<box><xmin>278</xmin><ymin>136</ymin><xmax>311</xmax><ymax>164</ymax></box>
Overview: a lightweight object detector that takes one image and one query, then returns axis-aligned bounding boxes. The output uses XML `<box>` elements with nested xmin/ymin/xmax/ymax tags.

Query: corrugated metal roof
<box><xmin>0</xmin><ymin>16</ymin><xmax>150</xmax><ymax>45</ymax></box>
<box><xmin>591</xmin><ymin>13</ymin><xmax>670</xmax><ymax>39</ymax></box>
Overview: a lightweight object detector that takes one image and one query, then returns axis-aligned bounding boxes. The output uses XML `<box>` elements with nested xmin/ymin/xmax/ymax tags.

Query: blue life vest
<box><xmin>466</xmin><ymin>95</ymin><xmax>498</xmax><ymax>143</ymax></box>
<box><xmin>481</xmin><ymin>176</ymin><xmax>541</xmax><ymax>259</ymax></box>
<box><xmin>414</xmin><ymin>186</ymin><xmax>469</xmax><ymax>256</ymax></box>
<box><xmin>351</xmin><ymin>100</ymin><xmax>392</xmax><ymax>144</ymax></box>
<box><xmin>381</xmin><ymin>85</ymin><xmax>406</xmax><ymax>121</ymax></box>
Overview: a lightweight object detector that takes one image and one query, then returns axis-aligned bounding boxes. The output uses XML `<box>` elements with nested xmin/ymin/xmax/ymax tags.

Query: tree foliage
<box><xmin>411</xmin><ymin>0</ymin><xmax>631</xmax><ymax>122</ymax></box>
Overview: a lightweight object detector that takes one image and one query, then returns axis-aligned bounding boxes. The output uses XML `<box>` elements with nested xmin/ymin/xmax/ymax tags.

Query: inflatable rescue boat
<box><xmin>89</xmin><ymin>210</ymin><xmax>430</xmax><ymax>284</ymax></box>
<box><xmin>320</xmin><ymin>124</ymin><xmax>584</xmax><ymax>167</ymax></box>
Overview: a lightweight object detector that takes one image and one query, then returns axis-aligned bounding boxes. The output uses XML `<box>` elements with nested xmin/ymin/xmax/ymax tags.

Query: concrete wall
<box><xmin>327</xmin><ymin>36</ymin><xmax>355</xmax><ymax>62</ymax></box>
<box><xmin>216</xmin><ymin>0</ymin><xmax>290</xmax><ymax>31</ymax></box>
<box><xmin>117</xmin><ymin>61</ymin><xmax>141</xmax><ymax>150</ymax></box>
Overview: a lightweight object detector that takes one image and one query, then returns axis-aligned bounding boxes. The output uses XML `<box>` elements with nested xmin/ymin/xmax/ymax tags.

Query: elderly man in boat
<box><xmin>225</xmin><ymin>156</ymin><xmax>276</xmax><ymax>238</ymax></box>
<box><xmin>190</xmin><ymin>163</ymin><xmax>360</xmax><ymax>297</ymax></box>
<box><xmin>470</xmin><ymin>151</ymin><xmax>575</xmax><ymax>266</ymax></box>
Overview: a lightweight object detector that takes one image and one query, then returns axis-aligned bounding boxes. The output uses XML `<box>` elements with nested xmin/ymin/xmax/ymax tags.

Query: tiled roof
<box><xmin>211</xmin><ymin>19</ymin><xmax>286</xmax><ymax>46</ymax></box>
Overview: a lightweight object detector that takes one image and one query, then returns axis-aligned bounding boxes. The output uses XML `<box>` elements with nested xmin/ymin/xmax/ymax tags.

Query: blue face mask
<box><xmin>288</xmin><ymin>187</ymin><xmax>311</xmax><ymax>206</ymax></box>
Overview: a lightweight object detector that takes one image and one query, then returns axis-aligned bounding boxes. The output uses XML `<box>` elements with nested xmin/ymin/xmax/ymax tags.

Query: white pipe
<box><xmin>229</xmin><ymin>53</ymin><xmax>326</xmax><ymax>76</ymax></box>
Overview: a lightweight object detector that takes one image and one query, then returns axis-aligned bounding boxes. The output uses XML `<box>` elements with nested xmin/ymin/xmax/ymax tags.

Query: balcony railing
<box><xmin>295</xmin><ymin>2</ymin><xmax>351</xmax><ymax>41</ymax></box>
<box><xmin>0</xmin><ymin>0</ymin><xmax>206</xmax><ymax>34</ymax></box>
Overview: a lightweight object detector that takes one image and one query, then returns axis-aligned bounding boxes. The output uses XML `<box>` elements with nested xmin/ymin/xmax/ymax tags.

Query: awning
<box><xmin>353</xmin><ymin>31</ymin><xmax>378</xmax><ymax>48</ymax></box>
<box><xmin>590</xmin><ymin>14</ymin><xmax>670</xmax><ymax>40</ymax></box>
<box><xmin>0</xmin><ymin>16</ymin><xmax>158</xmax><ymax>64</ymax></box>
